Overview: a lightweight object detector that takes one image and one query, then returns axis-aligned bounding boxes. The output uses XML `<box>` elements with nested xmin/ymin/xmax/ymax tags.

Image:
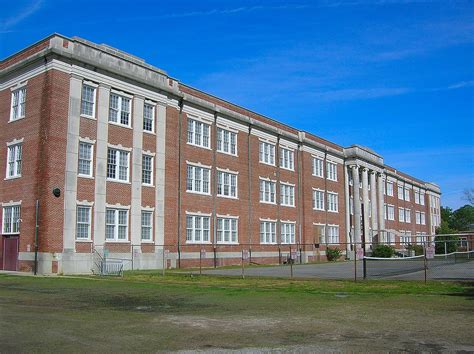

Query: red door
<box><xmin>3</xmin><ymin>237</ymin><xmax>19</xmax><ymax>271</ymax></box>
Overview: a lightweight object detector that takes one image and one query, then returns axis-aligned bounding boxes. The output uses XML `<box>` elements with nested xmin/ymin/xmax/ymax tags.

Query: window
<box><xmin>279</xmin><ymin>147</ymin><xmax>294</xmax><ymax>170</ymax></box>
<box><xmin>78</xmin><ymin>142</ymin><xmax>93</xmax><ymax>177</ymax></box>
<box><xmin>280</xmin><ymin>183</ymin><xmax>295</xmax><ymax>207</ymax></box>
<box><xmin>385</xmin><ymin>204</ymin><xmax>395</xmax><ymax>221</ymax></box>
<box><xmin>260</xmin><ymin>179</ymin><xmax>276</xmax><ymax>204</ymax></box>
<box><xmin>11</xmin><ymin>87</ymin><xmax>26</xmax><ymax>121</ymax></box>
<box><xmin>259</xmin><ymin>141</ymin><xmax>275</xmax><ymax>165</ymax></box>
<box><xmin>386</xmin><ymin>181</ymin><xmax>394</xmax><ymax>196</ymax></box>
<box><xmin>399</xmin><ymin>208</ymin><xmax>405</xmax><ymax>223</ymax></box>
<box><xmin>6</xmin><ymin>144</ymin><xmax>22</xmax><ymax>178</ymax></box>
<box><xmin>105</xmin><ymin>208</ymin><xmax>128</xmax><ymax>241</ymax></box>
<box><xmin>107</xmin><ymin>148</ymin><xmax>129</xmax><ymax>182</ymax></box>
<box><xmin>187</xmin><ymin>118</ymin><xmax>210</xmax><ymax>148</ymax></box>
<box><xmin>415</xmin><ymin>211</ymin><xmax>421</xmax><ymax>225</ymax></box>
<box><xmin>327</xmin><ymin>225</ymin><xmax>339</xmax><ymax>244</ymax></box>
<box><xmin>312</xmin><ymin>157</ymin><xmax>323</xmax><ymax>177</ymax></box>
<box><xmin>186</xmin><ymin>165</ymin><xmax>210</xmax><ymax>194</ymax></box>
<box><xmin>260</xmin><ymin>221</ymin><xmax>276</xmax><ymax>244</ymax></box>
<box><xmin>421</xmin><ymin>212</ymin><xmax>426</xmax><ymax>225</ymax></box>
<box><xmin>313</xmin><ymin>190</ymin><xmax>325</xmax><ymax>210</ymax></box>
<box><xmin>216</xmin><ymin>128</ymin><xmax>237</xmax><ymax>155</ymax></box>
<box><xmin>326</xmin><ymin>161</ymin><xmax>337</xmax><ymax>181</ymax></box>
<box><xmin>76</xmin><ymin>206</ymin><xmax>91</xmax><ymax>240</ymax></box>
<box><xmin>414</xmin><ymin>190</ymin><xmax>420</xmax><ymax>204</ymax></box>
<box><xmin>142</xmin><ymin>155</ymin><xmax>153</xmax><ymax>185</ymax></box>
<box><xmin>186</xmin><ymin>214</ymin><xmax>210</xmax><ymax>243</ymax></box>
<box><xmin>420</xmin><ymin>192</ymin><xmax>425</xmax><ymax>206</ymax></box>
<box><xmin>141</xmin><ymin>211</ymin><xmax>153</xmax><ymax>241</ymax></box>
<box><xmin>400</xmin><ymin>231</ymin><xmax>412</xmax><ymax>245</ymax></box>
<box><xmin>315</xmin><ymin>224</ymin><xmax>326</xmax><ymax>243</ymax></box>
<box><xmin>398</xmin><ymin>185</ymin><xmax>404</xmax><ymax>199</ymax></box>
<box><xmin>143</xmin><ymin>103</ymin><xmax>155</xmax><ymax>133</ymax></box>
<box><xmin>217</xmin><ymin>217</ymin><xmax>238</xmax><ymax>244</ymax></box>
<box><xmin>2</xmin><ymin>205</ymin><xmax>20</xmax><ymax>234</ymax></box>
<box><xmin>404</xmin><ymin>188</ymin><xmax>410</xmax><ymax>201</ymax></box>
<box><xmin>217</xmin><ymin>171</ymin><xmax>237</xmax><ymax>198</ymax></box>
<box><xmin>81</xmin><ymin>84</ymin><xmax>95</xmax><ymax>117</ymax></box>
<box><xmin>109</xmin><ymin>93</ymin><xmax>131</xmax><ymax>126</ymax></box>
<box><xmin>405</xmin><ymin>209</ymin><xmax>411</xmax><ymax>223</ymax></box>
<box><xmin>281</xmin><ymin>222</ymin><xmax>295</xmax><ymax>244</ymax></box>
<box><xmin>327</xmin><ymin>192</ymin><xmax>338</xmax><ymax>212</ymax></box>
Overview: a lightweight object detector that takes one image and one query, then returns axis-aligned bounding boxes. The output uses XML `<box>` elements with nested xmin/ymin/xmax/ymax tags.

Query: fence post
<box><xmin>241</xmin><ymin>248</ymin><xmax>245</xmax><ymax>279</ymax></box>
<box><xmin>162</xmin><ymin>247</ymin><xmax>165</xmax><ymax>277</ymax></box>
<box><xmin>424</xmin><ymin>242</ymin><xmax>427</xmax><ymax>284</ymax></box>
<box><xmin>444</xmin><ymin>242</ymin><xmax>447</xmax><ymax>259</ymax></box>
<box><xmin>290</xmin><ymin>245</ymin><xmax>293</xmax><ymax>279</ymax></box>
<box><xmin>199</xmin><ymin>248</ymin><xmax>202</xmax><ymax>275</ymax></box>
<box><xmin>354</xmin><ymin>242</ymin><xmax>357</xmax><ymax>283</ymax></box>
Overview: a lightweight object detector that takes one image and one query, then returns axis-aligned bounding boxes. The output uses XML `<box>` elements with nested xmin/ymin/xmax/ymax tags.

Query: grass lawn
<box><xmin>0</xmin><ymin>273</ymin><xmax>473</xmax><ymax>352</ymax></box>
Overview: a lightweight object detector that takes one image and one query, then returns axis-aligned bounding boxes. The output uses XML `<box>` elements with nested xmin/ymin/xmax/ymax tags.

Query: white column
<box><xmin>361</xmin><ymin>168</ymin><xmax>370</xmax><ymax>249</ymax></box>
<box><xmin>93</xmin><ymin>84</ymin><xmax>111</xmax><ymax>247</ymax></box>
<box><xmin>155</xmin><ymin>102</ymin><xmax>167</xmax><ymax>249</ymax></box>
<box><xmin>130</xmin><ymin>96</ymin><xmax>144</xmax><ymax>247</ymax></box>
<box><xmin>377</xmin><ymin>173</ymin><xmax>385</xmax><ymax>242</ymax></box>
<box><xmin>351</xmin><ymin>165</ymin><xmax>361</xmax><ymax>244</ymax></box>
<box><xmin>344</xmin><ymin>165</ymin><xmax>351</xmax><ymax>255</ymax></box>
<box><xmin>370</xmin><ymin>171</ymin><xmax>378</xmax><ymax>236</ymax></box>
<box><xmin>63</xmin><ymin>74</ymin><xmax>82</xmax><ymax>252</ymax></box>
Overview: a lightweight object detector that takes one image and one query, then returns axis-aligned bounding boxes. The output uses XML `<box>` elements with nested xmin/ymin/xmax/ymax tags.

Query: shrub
<box><xmin>406</xmin><ymin>244</ymin><xmax>424</xmax><ymax>256</ymax></box>
<box><xmin>371</xmin><ymin>245</ymin><xmax>394</xmax><ymax>258</ymax></box>
<box><xmin>434</xmin><ymin>235</ymin><xmax>459</xmax><ymax>254</ymax></box>
<box><xmin>326</xmin><ymin>247</ymin><xmax>342</xmax><ymax>262</ymax></box>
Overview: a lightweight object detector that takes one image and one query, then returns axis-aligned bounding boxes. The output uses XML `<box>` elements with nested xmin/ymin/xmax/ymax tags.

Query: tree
<box><xmin>450</xmin><ymin>205</ymin><xmax>474</xmax><ymax>231</ymax></box>
<box><xmin>463</xmin><ymin>188</ymin><xmax>474</xmax><ymax>206</ymax></box>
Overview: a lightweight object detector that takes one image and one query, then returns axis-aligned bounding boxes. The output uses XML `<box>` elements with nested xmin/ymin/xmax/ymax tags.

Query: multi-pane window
<box><xmin>313</xmin><ymin>190</ymin><xmax>325</xmax><ymax>210</ymax></box>
<box><xmin>386</xmin><ymin>181</ymin><xmax>394</xmax><ymax>196</ymax></box>
<box><xmin>105</xmin><ymin>208</ymin><xmax>128</xmax><ymax>241</ymax></box>
<box><xmin>399</xmin><ymin>208</ymin><xmax>405</xmax><ymax>222</ymax></box>
<box><xmin>414</xmin><ymin>191</ymin><xmax>420</xmax><ymax>204</ymax></box>
<box><xmin>260</xmin><ymin>221</ymin><xmax>276</xmax><ymax>244</ymax></box>
<box><xmin>76</xmin><ymin>206</ymin><xmax>91</xmax><ymax>240</ymax></box>
<box><xmin>259</xmin><ymin>141</ymin><xmax>275</xmax><ymax>165</ymax></box>
<box><xmin>216</xmin><ymin>128</ymin><xmax>237</xmax><ymax>155</ymax></box>
<box><xmin>405</xmin><ymin>209</ymin><xmax>411</xmax><ymax>223</ymax></box>
<box><xmin>78</xmin><ymin>142</ymin><xmax>93</xmax><ymax>177</ymax></box>
<box><xmin>217</xmin><ymin>171</ymin><xmax>237</xmax><ymax>198</ymax></box>
<box><xmin>6</xmin><ymin>144</ymin><xmax>22</xmax><ymax>178</ymax></box>
<box><xmin>142</xmin><ymin>155</ymin><xmax>153</xmax><ymax>185</ymax></box>
<box><xmin>280</xmin><ymin>183</ymin><xmax>295</xmax><ymax>207</ymax></box>
<box><xmin>260</xmin><ymin>179</ymin><xmax>276</xmax><ymax>204</ymax></box>
<box><xmin>398</xmin><ymin>185</ymin><xmax>404</xmax><ymax>199</ymax></box>
<box><xmin>416</xmin><ymin>211</ymin><xmax>421</xmax><ymax>225</ymax></box>
<box><xmin>327</xmin><ymin>192</ymin><xmax>338</xmax><ymax>212</ymax></box>
<box><xmin>279</xmin><ymin>148</ymin><xmax>294</xmax><ymax>170</ymax></box>
<box><xmin>421</xmin><ymin>212</ymin><xmax>426</xmax><ymax>225</ymax></box>
<box><xmin>109</xmin><ymin>93</ymin><xmax>131</xmax><ymax>126</ymax></box>
<box><xmin>107</xmin><ymin>148</ymin><xmax>129</xmax><ymax>182</ymax></box>
<box><xmin>420</xmin><ymin>192</ymin><xmax>425</xmax><ymax>206</ymax></box>
<box><xmin>385</xmin><ymin>204</ymin><xmax>395</xmax><ymax>220</ymax></box>
<box><xmin>2</xmin><ymin>205</ymin><xmax>20</xmax><ymax>234</ymax></box>
<box><xmin>400</xmin><ymin>231</ymin><xmax>412</xmax><ymax>245</ymax></box>
<box><xmin>187</xmin><ymin>118</ymin><xmax>210</xmax><ymax>148</ymax></box>
<box><xmin>141</xmin><ymin>211</ymin><xmax>153</xmax><ymax>241</ymax></box>
<box><xmin>404</xmin><ymin>188</ymin><xmax>410</xmax><ymax>201</ymax></box>
<box><xmin>281</xmin><ymin>222</ymin><xmax>295</xmax><ymax>244</ymax></box>
<box><xmin>143</xmin><ymin>103</ymin><xmax>155</xmax><ymax>133</ymax></box>
<box><xmin>312</xmin><ymin>157</ymin><xmax>324</xmax><ymax>177</ymax></box>
<box><xmin>327</xmin><ymin>225</ymin><xmax>339</xmax><ymax>244</ymax></box>
<box><xmin>326</xmin><ymin>161</ymin><xmax>337</xmax><ymax>181</ymax></box>
<box><xmin>186</xmin><ymin>214</ymin><xmax>210</xmax><ymax>243</ymax></box>
<box><xmin>11</xmin><ymin>87</ymin><xmax>26</xmax><ymax>121</ymax></box>
<box><xmin>186</xmin><ymin>165</ymin><xmax>210</xmax><ymax>194</ymax></box>
<box><xmin>217</xmin><ymin>217</ymin><xmax>238</xmax><ymax>244</ymax></box>
<box><xmin>81</xmin><ymin>84</ymin><xmax>95</xmax><ymax>117</ymax></box>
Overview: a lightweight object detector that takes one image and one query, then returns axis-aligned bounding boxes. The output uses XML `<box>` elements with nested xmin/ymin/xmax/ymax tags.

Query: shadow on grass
<box><xmin>446</xmin><ymin>281</ymin><xmax>474</xmax><ymax>300</ymax></box>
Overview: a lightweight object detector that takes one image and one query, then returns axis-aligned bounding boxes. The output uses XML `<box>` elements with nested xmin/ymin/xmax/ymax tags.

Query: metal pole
<box><xmin>199</xmin><ymin>249</ymin><xmax>202</xmax><ymax>275</ymax></box>
<box><xmin>354</xmin><ymin>241</ymin><xmax>357</xmax><ymax>282</ymax></box>
<box><xmin>361</xmin><ymin>204</ymin><xmax>367</xmax><ymax>280</ymax></box>
<box><xmin>241</xmin><ymin>248</ymin><xmax>245</xmax><ymax>279</ymax></box>
<box><xmin>34</xmin><ymin>200</ymin><xmax>39</xmax><ymax>275</ymax></box>
<box><xmin>162</xmin><ymin>248</ymin><xmax>165</xmax><ymax>277</ymax></box>
<box><xmin>290</xmin><ymin>245</ymin><xmax>293</xmax><ymax>279</ymax></box>
<box><xmin>424</xmin><ymin>242</ymin><xmax>427</xmax><ymax>284</ymax></box>
<box><xmin>213</xmin><ymin>246</ymin><xmax>217</xmax><ymax>268</ymax></box>
<box><xmin>444</xmin><ymin>241</ymin><xmax>447</xmax><ymax>259</ymax></box>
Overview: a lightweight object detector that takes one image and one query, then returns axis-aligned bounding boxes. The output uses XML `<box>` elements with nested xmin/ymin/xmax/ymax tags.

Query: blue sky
<box><xmin>1</xmin><ymin>0</ymin><xmax>473</xmax><ymax>209</ymax></box>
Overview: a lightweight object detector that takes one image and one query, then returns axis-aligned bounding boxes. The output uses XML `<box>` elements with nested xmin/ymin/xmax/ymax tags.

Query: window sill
<box><xmin>75</xmin><ymin>239</ymin><xmax>93</xmax><ymax>243</ymax></box>
<box><xmin>327</xmin><ymin>210</ymin><xmax>339</xmax><ymax>213</ymax></box>
<box><xmin>105</xmin><ymin>240</ymin><xmax>131</xmax><ymax>244</ymax></box>
<box><xmin>217</xmin><ymin>150</ymin><xmax>238</xmax><ymax>158</ymax></box>
<box><xmin>80</xmin><ymin>114</ymin><xmax>97</xmax><ymax>121</ymax></box>
<box><xmin>78</xmin><ymin>174</ymin><xmax>94</xmax><ymax>180</ymax></box>
<box><xmin>187</xmin><ymin>142</ymin><xmax>212</xmax><ymax>151</ymax></box>
<box><xmin>186</xmin><ymin>190</ymin><xmax>211</xmax><ymax>197</ymax></box>
<box><xmin>259</xmin><ymin>161</ymin><xmax>276</xmax><ymax>167</ymax></box>
<box><xmin>141</xmin><ymin>240</ymin><xmax>154</xmax><ymax>244</ymax></box>
<box><xmin>8</xmin><ymin>116</ymin><xmax>25</xmax><ymax>123</ymax></box>
<box><xmin>312</xmin><ymin>174</ymin><xmax>324</xmax><ymax>179</ymax></box>
<box><xmin>217</xmin><ymin>195</ymin><xmax>239</xmax><ymax>200</ymax></box>
<box><xmin>4</xmin><ymin>175</ymin><xmax>22</xmax><ymax>181</ymax></box>
<box><xmin>107</xmin><ymin>179</ymin><xmax>131</xmax><ymax>185</ymax></box>
<box><xmin>109</xmin><ymin>121</ymin><xmax>132</xmax><ymax>130</ymax></box>
<box><xmin>143</xmin><ymin>130</ymin><xmax>156</xmax><ymax>136</ymax></box>
<box><xmin>142</xmin><ymin>183</ymin><xmax>154</xmax><ymax>188</ymax></box>
<box><xmin>280</xmin><ymin>166</ymin><xmax>295</xmax><ymax>172</ymax></box>
<box><xmin>186</xmin><ymin>241</ymin><xmax>212</xmax><ymax>245</ymax></box>
<box><xmin>281</xmin><ymin>204</ymin><xmax>296</xmax><ymax>208</ymax></box>
<box><xmin>216</xmin><ymin>242</ymin><xmax>239</xmax><ymax>245</ymax></box>
<box><xmin>260</xmin><ymin>200</ymin><xmax>277</xmax><ymax>205</ymax></box>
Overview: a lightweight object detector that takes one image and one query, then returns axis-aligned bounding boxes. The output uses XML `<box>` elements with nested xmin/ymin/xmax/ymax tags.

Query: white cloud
<box><xmin>1</xmin><ymin>0</ymin><xmax>43</xmax><ymax>30</ymax></box>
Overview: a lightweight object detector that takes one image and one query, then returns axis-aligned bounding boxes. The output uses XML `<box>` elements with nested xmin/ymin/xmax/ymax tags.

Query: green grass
<box><xmin>0</xmin><ymin>273</ymin><xmax>473</xmax><ymax>352</ymax></box>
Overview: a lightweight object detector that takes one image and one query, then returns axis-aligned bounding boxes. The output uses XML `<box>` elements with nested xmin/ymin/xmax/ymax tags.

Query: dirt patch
<box><xmin>159</xmin><ymin>315</ymin><xmax>282</xmax><ymax>331</ymax></box>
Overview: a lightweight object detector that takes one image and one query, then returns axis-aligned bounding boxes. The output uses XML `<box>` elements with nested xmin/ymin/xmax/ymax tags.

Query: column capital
<box><xmin>361</xmin><ymin>167</ymin><xmax>369</xmax><ymax>173</ymax></box>
<box><xmin>349</xmin><ymin>164</ymin><xmax>359</xmax><ymax>170</ymax></box>
<box><xmin>98</xmin><ymin>83</ymin><xmax>111</xmax><ymax>90</ymax></box>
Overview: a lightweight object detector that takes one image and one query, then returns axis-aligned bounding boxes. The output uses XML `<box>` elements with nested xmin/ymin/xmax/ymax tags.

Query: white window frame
<box><xmin>312</xmin><ymin>157</ymin><xmax>324</xmax><ymax>178</ymax></box>
<box><xmin>107</xmin><ymin>148</ymin><xmax>130</xmax><ymax>183</ymax></box>
<box><xmin>404</xmin><ymin>188</ymin><xmax>410</xmax><ymax>202</ymax></box>
<box><xmin>76</xmin><ymin>205</ymin><xmax>92</xmax><ymax>240</ymax></box>
<box><xmin>108</xmin><ymin>92</ymin><xmax>131</xmax><ymax>127</ymax></box>
<box><xmin>420</xmin><ymin>192</ymin><xmax>425</xmax><ymax>206</ymax></box>
<box><xmin>142</xmin><ymin>154</ymin><xmax>154</xmax><ymax>186</ymax></box>
<box><xmin>326</xmin><ymin>161</ymin><xmax>337</xmax><ymax>181</ymax></box>
<box><xmin>187</xmin><ymin>118</ymin><xmax>211</xmax><ymax>149</ymax></box>
<box><xmin>186</xmin><ymin>214</ymin><xmax>211</xmax><ymax>244</ymax></box>
<box><xmin>10</xmin><ymin>87</ymin><xmax>26</xmax><ymax>121</ymax></box>
<box><xmin>260</xmin><ymin>220</ymin><xmax>276</xmax><ymax>244</ymax></box>
<box><xmin>280</xmin><ymin>183</ymin><xmax>295</xmax><ymax>207</ymax></box>
<box><xmin>141</xmin><ymin>210</ymin><xmax>153</xmax><ymax>242</ymax></box>
<box><xmin>313</xmin><ymin>189</ymin><xmax>325</xmax><ymax>211</ymax></box>
<box><xmin>327</xmin><ymin>192</ymin><xmax>339</xmax><ymax>213</ymax></box>
<box><xmin>217</xmin><ymin>170</ymin><xmax>238</xmax><ymax>199</ymax></box>
<box><xmin>415</xmin><ymin>211</ymin><xmax>421</xmax><ymax>225</ymax></box>
<box><xmin>6</xmin><ymin>143</ymin><xmax>22</xmax><ymax>178</ymax></box>
<box><xmin>2</xmin><ymin>204</ymin><xmax>21</xmax><ymax>235</ymax></box>
<box><xmin>216</xmin><ymin>127</ymin><xmax>237</xmax><ymax>156</ymax></box>
<box><xmin>80</xmin><ymin>84</ymin><xmax>96</xmax><ymax>118</ymax></box>
<box><xmin>327</xmin><ymin>225</ymin><xmax>340</xmax><ymax>244</ymax></box>
<box><xmin>405</xmin><ymin>208</ymin><xmax>411</xmax><ymax>223</ymax></box>
<box><xmin>217</xmin><ymin>217</ymin><xmax>238</xmax><ymax>244</ymax></box>
<box><xmin>259</xmin><ymin>141</ymin><xmax>276</xmax><ymax>166</ymax></box>
<box><xmin>281</xmin><ymin>222</ymin><xmax>296</xmax><ymax>244</ymax></box>
<box><xmin>279</xmin><ymin>147</ymin><xmax>294</xmax><ymax>171</ymax></box>
<box><xmin>186</xmin><ymin>164</ymin><xmax>211</xmax><ymax>195</ymax></box>
<box><xmin>105</xmin><ymin>208</ymin><xmax>129</xmax><ymax>242</ymax></box>
<box><xmin>259</xmin><ymin>178</ymin><xmax>276</xmax><ymax>204</ymax></box>
<box><xmin>386</xmin><ymin>181</ymin><xmax>394</xmax><ymax>196</ymax></box>
<box><xmin>399</xmin><ymin>208</ymin><xmax>405</xmax><ymax>223</ymax></box>
<box><xmin>78</xmin><ymin>141</ymin><xmax>94</xmax><ymax>178</ymax></box>
<box><xmin>398</xmin><ymin>185</ymin><xmax>404</xmax><ymax>200</ymax></box>
<box><xmin>143</xmin><ymin>102</ymin><xmax>155</xmax><ymax>133</ymax></box>
<box><xmin>386</xmin><ymin>204</ymin><xmax>395</xmax><ymax>221</ymax></box>
<box><xmin>421</xmin><ymin>212</ymin><xmax>426</xmax><ymax>225</ymax></box>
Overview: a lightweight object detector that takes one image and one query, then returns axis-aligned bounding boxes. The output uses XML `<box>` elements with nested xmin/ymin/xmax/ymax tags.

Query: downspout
<box><xmin>177</xmin><ymin>98</ymin><xmax>184</xmax><ymax>268</ymax></box>
<box><xmin>247</xmin><ymin>125</ymin><xmax>252</xmax><ymax>262</ymax></box>
<box><xmin>212</xmin><ymin>112</ymin><xmax>218</xmax><ymax>268</ymax></box>
<box><xmin>276</xmin><ymin>135</ymin><xmax>281</xmax><ymax>264</ymax></box>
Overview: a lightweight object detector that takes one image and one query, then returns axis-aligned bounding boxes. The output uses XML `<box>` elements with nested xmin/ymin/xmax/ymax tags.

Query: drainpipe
<box><xmin>177</xmin><ymin>99</ymin><xmax>184</xmax><ymax>268</ymax></box>
<box><xmin>212</xmin><ymin>112</ymin><xmax>217</xmax><ymax>268</ymax></box>
<box><xmin>247</xmin><ymin>125</ymin><xmax>252</xmax><ymax>262</ymax></box>
<box><xmin>34</xmin><ymin>200</ymin><xmax>39</xmax><ymax>275</ymax></box>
